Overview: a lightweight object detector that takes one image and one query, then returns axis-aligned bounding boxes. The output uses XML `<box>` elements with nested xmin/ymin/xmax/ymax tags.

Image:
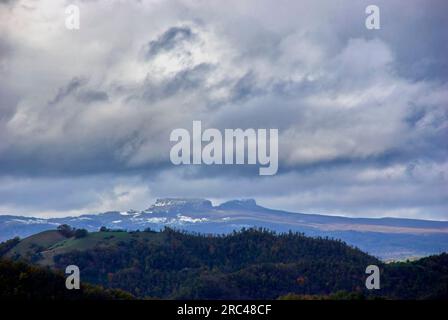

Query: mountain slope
<box><xmin>1</xmin><ymin>198</ymin><xmax>447</xmax><ymax>260</ymax></box>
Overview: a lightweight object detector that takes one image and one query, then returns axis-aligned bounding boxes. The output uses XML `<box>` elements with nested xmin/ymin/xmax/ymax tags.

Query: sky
<box><xmin>0</xmin><ymin>0</ymin><xmax>447</xmax><ymax>220</ymax></box>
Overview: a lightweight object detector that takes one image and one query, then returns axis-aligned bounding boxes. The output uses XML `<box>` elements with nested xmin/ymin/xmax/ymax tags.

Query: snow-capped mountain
<box><xmin>1</xmin><ymin>198</ymin><xmax>448</xmax><ymax>260</ymax></box>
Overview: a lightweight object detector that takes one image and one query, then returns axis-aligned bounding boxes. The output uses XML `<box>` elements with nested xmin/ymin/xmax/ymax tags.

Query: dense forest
<box><xmin>0</xmin><ymin>259</ymin><xmax>133</xmax><ymax>300</ymax></box>
<box><xmin>1</xmin><ymin>227</ymin><xmax>447</xmax><ymax>299</ymax></box>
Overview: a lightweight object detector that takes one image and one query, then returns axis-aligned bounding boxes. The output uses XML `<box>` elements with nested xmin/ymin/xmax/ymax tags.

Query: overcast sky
<box><xmin>0</xmin><ymin>0</ymin><xmax>447</xmax><ymax>220</ymax></box>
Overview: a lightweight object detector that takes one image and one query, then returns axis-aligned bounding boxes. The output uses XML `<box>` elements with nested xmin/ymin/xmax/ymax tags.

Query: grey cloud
<box><xmin>0</xmin><ymin>0</ymin><xmax>447</xmax><ymax>219</ymax></box>
<box><xmin>48</xmin><ymin>77</ymin><xmax>109</xmax><ymax>106</ymax></box>
<box><xmin>229</xmin><ymin>71</ymin><xmax>262</xmax><ymax>103</ymax></box>
<box><xmin>145</xmin><ymin>26</ymin><xmax>195</xmax><ymax>58</ymax></box>
<box><xmin>48</xmin><ymin>77</ymin><xmax>87</xmax><ymax>106</ymax></box>
<box><xmin>0</xmin><ymin>36</ymin><xmax>12</xmax><ymax>59</ymax></box>
<box><xmin>76</xmin><ymin>89</ymin><xmax>109</xmax><ymax>103</ymax></box>
<box><xmin>0</xmin><ymin>175</ymin><xmax>154</xmax><ymax>215</ymax></box>
<box><xmin>0</xmin><ymin>0</ymin><xmax>17</xmax><ymax>5</ymax></box>
<box><xmin>140</xmin><ymin>63</ymin><xmax>213</xmax><ymax>102</ymax></box>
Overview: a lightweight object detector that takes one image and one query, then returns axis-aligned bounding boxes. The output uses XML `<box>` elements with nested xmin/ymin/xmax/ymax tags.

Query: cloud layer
<box><xmin>0</xmin><ymin>0</ymin><xmax>447</xmax><ymax>219</ymax></box>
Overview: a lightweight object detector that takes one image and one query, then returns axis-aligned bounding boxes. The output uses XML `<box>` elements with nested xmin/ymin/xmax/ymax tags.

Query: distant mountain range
<box><xmin>1</xmin><ymin>198</ymin><xmax>447</xmax><ymax>260</ymax></box>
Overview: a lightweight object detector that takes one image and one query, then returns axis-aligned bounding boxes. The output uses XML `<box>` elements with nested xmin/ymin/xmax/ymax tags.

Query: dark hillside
<box><xmin>1</xmin><ymin>228</ymin><xmax>446</xmax><ymax>299</ymax></box>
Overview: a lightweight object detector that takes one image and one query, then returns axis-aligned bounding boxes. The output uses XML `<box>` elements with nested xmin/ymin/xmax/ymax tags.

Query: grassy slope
<box><xmin>5</xmin><ymin>230</ymin><xmax>66</xmax><ymax>261</ymax></box>
<box><xmin>4</xmin><ymin>230</ymin><xmax>165</xmax><ymax>266</ymax></box>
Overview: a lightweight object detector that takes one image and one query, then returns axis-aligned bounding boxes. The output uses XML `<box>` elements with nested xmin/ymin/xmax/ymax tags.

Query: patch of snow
<box><xmin>10</xmin><ymin>218</ymin><xmax>58</xmax><ymax>225</ymax></box>
<box><xmin>71</xmin><ymin>217</ymin><xmax>92</xmax><ymax>221</ymax></box>
<box><xmin>120</xmin><ymin>210</ymin><xmax>139</xmax><ymax>216</ymax></box>
<box><xmin>177</xmin><ymin>214</ymin><xmax>208</xmax><ymax>223</ymax></box>
<box><xmin>146</xmin><ymin>217</ymin><xmax>168</xmax><ymax>223</ymax></box>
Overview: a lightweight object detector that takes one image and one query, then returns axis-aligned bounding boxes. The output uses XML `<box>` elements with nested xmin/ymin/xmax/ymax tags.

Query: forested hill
<box><xmin>1</xmin><ymin>227</ymin><xmax>447</xmax><ymax>299</ymax></box>
<box><xmin>0</xmin><ymin>259</ymin><xmax>133</xmax><ymax>300</ymax></box>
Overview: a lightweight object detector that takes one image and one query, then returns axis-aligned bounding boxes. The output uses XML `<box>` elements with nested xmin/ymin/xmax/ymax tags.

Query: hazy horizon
<box><xmin>1</xmin><ymin>196</ymin><xmax>447</xmax><ymax>222</ymax></box>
